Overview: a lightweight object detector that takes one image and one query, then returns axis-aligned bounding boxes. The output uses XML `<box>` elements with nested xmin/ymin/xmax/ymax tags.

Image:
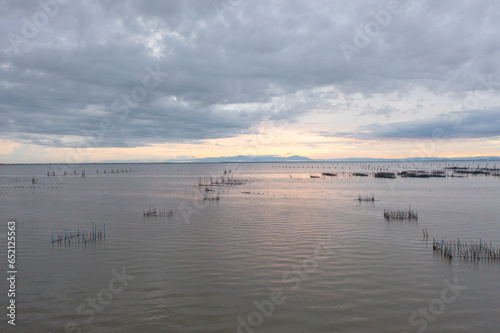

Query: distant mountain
<box><xmin>321</xmin><ymin>156</ymin><xmax>500</xmax><ymax>162</ymax></box>
<box><xmin>186</xmin><ymin>155</ymin><xmax>312</xmax><ymax>163</ymax></box>
<box><xmin>177</xmin><ymin>155</ymin><xmax>500</xmax><ymax>163</ymax></box>
<box><xmin>436</xmin><ymin>156</ymin><xmax>500</xmax><ymax>161</ymax></box>
<box><xmin>5</xmin><ymin>155</ymin><xmax>499</xmax><ymax>165</ymax></box>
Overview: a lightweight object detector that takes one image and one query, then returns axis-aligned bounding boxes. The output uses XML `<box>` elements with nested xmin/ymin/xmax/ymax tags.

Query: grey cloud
<box><xmin>359</xmin><ymin>105</ymin><xmax>399</xmax><ymax>117</ymax></box>
<box><xmin>327</xmin><ymin>110</ymin><xmax>500</xmax><ymax>140</ymax></box>
<box><xmin>1</xmin><ymin>0</ymin><xmax>500</xmax><ymax>148</ymax></box>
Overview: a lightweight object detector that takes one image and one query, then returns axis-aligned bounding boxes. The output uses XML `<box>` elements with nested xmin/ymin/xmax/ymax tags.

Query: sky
<box><xmin>1</xmin><ymin>0</ymin><xmax>500</xmax><ymax>163</ymax></box>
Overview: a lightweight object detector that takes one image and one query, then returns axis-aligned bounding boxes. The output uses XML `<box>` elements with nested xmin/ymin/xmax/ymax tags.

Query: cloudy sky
<box><xmin>1</xmin><ymin>0</ymin><xmax>499</xmax><ymax>163</ymax></box>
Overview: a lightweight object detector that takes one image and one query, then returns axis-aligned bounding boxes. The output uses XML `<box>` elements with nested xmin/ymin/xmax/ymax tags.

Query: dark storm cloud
<box><xmin>1</xmin><ymin>0</ymin><xmax>500</xmax><ymax>147</ymax></box>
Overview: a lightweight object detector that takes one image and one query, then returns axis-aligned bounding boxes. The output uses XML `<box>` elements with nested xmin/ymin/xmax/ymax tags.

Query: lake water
<box><xmin>1</xmin><ymin>162</ymin><xmax>499</xmax><ymax>332</ymax></box>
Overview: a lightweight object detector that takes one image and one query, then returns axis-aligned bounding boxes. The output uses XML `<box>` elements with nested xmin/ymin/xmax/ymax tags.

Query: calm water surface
<box><xmin>0</xmin><ymin>162</ymin><xmax>499</xmax><ymax>332</ymax></box>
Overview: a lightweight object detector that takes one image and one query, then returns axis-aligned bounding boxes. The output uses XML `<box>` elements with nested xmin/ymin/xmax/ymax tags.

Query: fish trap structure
<box><xmin>398</xmin><ymin>170</ymin><xmax>446</xmax><ymax>178</ymax></box>
<box><xmin>432</xmin><ymin>238</ymin><xmax>500</xmax><ymax>261</ymax></box>
<box><xmin>446</xmin><ymin>167</ymin><xmax>495</xmax><ymax>176</ymax></box>
<box><xmin>51</xmin><ymin>222</ymin><xmax>105</xmax><ymax>245</ymax></box>
<box><xmin>358</xmin><ymin>194</ymin><xmax>375</xmax><ymax>201</ymax></box>
<box><xmin>374</xmin><ymin>172</ymin><xmax>396</xmax><ymax>179</ymax></box>
<box><xmin>384</xmin><ymin>207</ymin><xmax>418</xmax><ymax>220</ymax></box>
<box><xmin>143</xmin><ymin>205</ymin><xmax>175</xmax><ymax>217</ymax></box>
<box><xmin>197</xmin><ymin>172</ymin><xmax>247</xmax><ymax>187</ymax></box>
<box><xmin>203</xmin><ymin>191</ymin><xmax>220</xmax><ymax>200</ymax></box>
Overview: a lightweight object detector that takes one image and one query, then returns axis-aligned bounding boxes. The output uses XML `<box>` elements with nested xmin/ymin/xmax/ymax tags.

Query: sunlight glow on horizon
<box><xmin>1</xmin><ymin>132</ymin><xmax>499</xmax><ymax>163</ymax></box>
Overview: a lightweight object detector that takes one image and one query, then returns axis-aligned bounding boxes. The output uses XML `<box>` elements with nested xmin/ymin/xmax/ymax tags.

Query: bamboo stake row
<box><xmin>358</xmin><ymin>194</ymin><xmax>375</xmax><ymax>201</ymax></box>
<box><xmin>143</xmin><ymin>205</ymin><xmax>175</xmax><ymax>217</ymax></box>
<box><xmin>432</xmin><ymin>238</ymin><xmax>500</xmax><ymax>261</ymax></box>
<box><xmin>47</xmin><ymin>169</ymin><xmax>132</xmax><ymax>177</ymax></box>
<box><xmin>51</xmin><ymin>222</ymin><xmax>105</xmax><ymax>245</ymax></box>
<box><xmin>384</xmin><ymin>207</ymin><xmax>418</xmax><ymax>220</ymax></box>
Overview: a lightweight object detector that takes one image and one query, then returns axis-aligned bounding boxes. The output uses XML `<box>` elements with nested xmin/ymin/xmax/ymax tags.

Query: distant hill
<box><xmin>187</xmin><ymin>155</ymin><xmax>312</xmax><ymax>163</ymax></box>
<box><xmin>179</xmin><ymin>155</ymin><xmax>500</xmax><ymax>163</ymax></box>
<box><xmin>5</xmin><ymin>155</ymin><xmax>499</xmax><ymax>165</ymax></box>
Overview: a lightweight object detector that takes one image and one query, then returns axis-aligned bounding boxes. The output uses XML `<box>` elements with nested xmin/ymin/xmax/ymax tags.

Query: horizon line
<box><xmin>2</xmin><ymin>155</ymin><xmax>500</xmax><ymax>165</ymax></box>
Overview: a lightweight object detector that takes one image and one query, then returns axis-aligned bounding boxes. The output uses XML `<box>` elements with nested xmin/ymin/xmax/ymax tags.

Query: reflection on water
<box><xmin>0</xmin><ymin>162</ymin><xmax>499</xmax><ymax>332</ymax></box>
